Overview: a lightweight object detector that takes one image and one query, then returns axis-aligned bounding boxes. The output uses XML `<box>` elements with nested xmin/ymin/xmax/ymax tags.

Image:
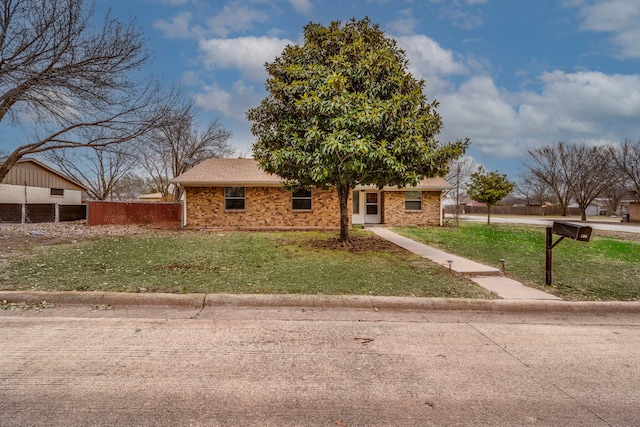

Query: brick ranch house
<box><xmin>171</xmin><ymin>158</ymin><xmax>451</xmax><ymax>229</ymax></box>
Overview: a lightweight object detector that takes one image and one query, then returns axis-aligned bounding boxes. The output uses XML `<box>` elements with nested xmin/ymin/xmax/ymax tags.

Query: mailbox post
<box><xmin>546</xmin><ymin>221</ymin><xmax>592</xmax><ymax>286</ymax></box>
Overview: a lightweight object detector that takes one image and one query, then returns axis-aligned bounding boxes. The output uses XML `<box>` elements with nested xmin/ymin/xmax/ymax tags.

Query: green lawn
<box><xmin>395</xmin><ymin>224</ymin><xmax>640</xmax><ymax>301</ymax></box>
<box><xmin>1</xmin><ymin>230</ymin><xmax>493</xmax><ymax>299</ymax></box>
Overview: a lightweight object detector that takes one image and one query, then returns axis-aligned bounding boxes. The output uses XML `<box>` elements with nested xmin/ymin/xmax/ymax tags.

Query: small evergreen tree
<box><xmin>466</xmin><ymin>167</ymin><xmax>514</xmax><ymax>225</ymax></box>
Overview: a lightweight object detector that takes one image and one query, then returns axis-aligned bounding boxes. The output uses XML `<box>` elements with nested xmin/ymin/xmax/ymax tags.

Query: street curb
<box><xmin>2</xmin><ymin>291</ymin><xmax>640</xmax><ymax>314</ymax></box>
<box><xmin>0</xmin><ymin>291</ymin><xmax>205</xmax><ymax>309</ymax></box>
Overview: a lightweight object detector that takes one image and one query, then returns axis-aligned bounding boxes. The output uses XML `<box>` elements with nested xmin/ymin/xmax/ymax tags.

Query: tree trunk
<box><xmin>337</xmin><ymin>184</ymin><xmax>350</xmax><ymax>242</ymax></box>
<box><xmin>487</xmin><ymin>205</ymin><xmax>492</xmax><ymax>225</ymax></box>
<box><xmin>581</xmin><ymin>207</ymin><xmax>587</xmax><ymax>221</ymax></box>
<box><xmin>0</xmin><ymin>150</ymin><xmax>24</xmax><ymax>183</ymax></box>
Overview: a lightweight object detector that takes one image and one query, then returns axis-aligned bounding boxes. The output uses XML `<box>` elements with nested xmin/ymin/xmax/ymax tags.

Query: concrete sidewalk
<box><xmin>368</xmin><ymin>227</ymin><xmax>562</xmax><ymax>301</ymax></box>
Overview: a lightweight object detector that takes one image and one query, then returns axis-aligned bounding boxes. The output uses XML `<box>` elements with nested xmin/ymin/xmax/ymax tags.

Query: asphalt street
<box><xmin>1</xmin><ymin>303</ymin><xmax>639</xmax><ymax>426</ymax></box>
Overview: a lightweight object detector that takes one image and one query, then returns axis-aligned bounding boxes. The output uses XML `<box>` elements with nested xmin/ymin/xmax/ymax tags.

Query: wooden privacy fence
<box><xmin>444</xmin><ymin>205</ymin><xmax>583</xmax><ymax>216</ymax></box>
<box><xmin>87</xmin><ymin>201</ymin><xmax>182</xmax><ymax>226</ymax></box>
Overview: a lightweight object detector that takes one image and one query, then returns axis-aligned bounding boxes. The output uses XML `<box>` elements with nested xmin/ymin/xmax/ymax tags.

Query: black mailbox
<box><xmin>552</xmin><ymin>221</ymin><xmax>592</xmax><ymax>242</ymax></box>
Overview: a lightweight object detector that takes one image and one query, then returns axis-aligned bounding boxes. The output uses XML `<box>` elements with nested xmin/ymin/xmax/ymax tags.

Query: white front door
<box><xmin>364</xmin><ymin>191</ymin><xmax>381</xmax><ymax>224</ymax></box>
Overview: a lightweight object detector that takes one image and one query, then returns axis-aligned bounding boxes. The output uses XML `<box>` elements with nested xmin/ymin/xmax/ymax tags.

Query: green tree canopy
<box><xmin>466</xmin><ymin>167</ymin><xmax>514</xmax><ymax>224</ymax></box>
<box><xmin>247</xmin><ymin>18</ymin><xmax>469</xmax><ymax>241</ymax></box>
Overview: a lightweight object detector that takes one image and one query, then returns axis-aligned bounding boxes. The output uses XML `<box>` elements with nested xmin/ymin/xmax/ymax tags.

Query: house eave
<box><xmin>172</xmin><ymin>181</ymin><xmax>284</xmax><ymax>187</ymax></box>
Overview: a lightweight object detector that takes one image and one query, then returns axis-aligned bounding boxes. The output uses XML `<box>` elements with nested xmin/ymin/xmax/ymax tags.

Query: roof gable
<box><xmin>2</xmin><ymin>158</ymin><xmax>88</xmax><ymax>191</ymax></box>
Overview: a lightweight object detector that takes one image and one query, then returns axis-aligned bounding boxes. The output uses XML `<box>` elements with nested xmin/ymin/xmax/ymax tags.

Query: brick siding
<box><xmin>185</xmin><ymin>186</ymin><xmax>347</xmax><ymax>229</ymax></box>
<box><xmin>382</xmin><ymin>191</ymin><xmax>442</xmax><ymax>226</ymax></box>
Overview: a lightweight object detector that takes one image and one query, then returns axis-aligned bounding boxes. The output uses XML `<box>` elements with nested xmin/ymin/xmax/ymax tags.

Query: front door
<box><xmin>364</xmin><ymin>191</ymin><xmax>381</xmax><ymax>223</ymax></box>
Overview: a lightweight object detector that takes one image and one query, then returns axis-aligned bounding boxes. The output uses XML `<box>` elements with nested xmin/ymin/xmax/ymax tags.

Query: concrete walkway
<box><xmin>368</xmin><ymin>227</ymin><xmax>562</xmax><ymax>301</ymax></box>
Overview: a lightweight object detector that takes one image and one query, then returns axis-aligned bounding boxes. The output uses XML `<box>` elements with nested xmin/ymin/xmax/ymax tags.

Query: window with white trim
<box><xmin>405</xmin><ymin>191</ymin><xmax>422</xmax><ymax>211</ymax></box>
<box><xmin>225</xmin><ymin>187</ymin><xmax>245</xmax><ymax>210</ymax></box>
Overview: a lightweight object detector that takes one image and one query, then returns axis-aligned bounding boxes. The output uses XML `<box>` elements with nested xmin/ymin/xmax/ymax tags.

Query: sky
<box><xmin>8</xmin><ymin>0</ymin><xmax>640</xmax><ymax>180</ymax></box>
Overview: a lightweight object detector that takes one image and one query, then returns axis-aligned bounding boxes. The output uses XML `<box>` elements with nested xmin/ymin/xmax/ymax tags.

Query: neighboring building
<box><xmin>137</xmin><ymin>192</ymin><xmax>175</xmax><ymax>202</ymax></box>
<box><xmin>567</xmin><ymin>202</ymin><xmax>602</xmax><ymax>217</ymax></box>
<box><xmin>171</xmin><ymin>158</ymin><xmax>450</xmax><ymax>229</ymax></box>
<box><xmin>0</xmin><ymin>158</ymin><xmax>87</xmax><ymax>205</ymax></box>
<box><xmin>628</xmin><ymin>202</ymin><xmax>640</xmax><ymax>223</ymax></box>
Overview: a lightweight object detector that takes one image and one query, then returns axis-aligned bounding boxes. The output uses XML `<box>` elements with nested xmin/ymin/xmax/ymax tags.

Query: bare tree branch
<box><xmin>610</xmin><ymin>139</ymin><xmax>640</xmax><ymax>204</ymax></box>
<box><xmin>42</xmin><ymin>144</ymin><xmax>136</xmax><ymax>200</ymax></box>
<box><xmin>525</xmin><ymin>142</ymin><xmax>618</xmax><ymax>220</ymax></box>
<box><xmin>0</xmin><ymin>0</ymin><xmax>177</xmax><ymax>182</ymax></box>
<box><xmin>136</xmin><ymin>99</ymin><xmax>234</xmax><ymax>201</ymax></box>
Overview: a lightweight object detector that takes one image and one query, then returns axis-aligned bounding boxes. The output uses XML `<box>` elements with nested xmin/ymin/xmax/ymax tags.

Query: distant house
<box><xmin>629</xmin><ymin>202</ymin><xmax>640</xmax><ymax>223</ymax></box>
<box><xmin>137</xmin><ymin>192</ymin><xmax>175</xmax><ymax>202</ymax></box>
<box><xmin>0</xmin><ymin>158</ymin><xmax>87</xmax><ymax>205</ymax></box>
<box><xmin>0</xmin><ymin>158</ymin><xmax>88</xmax><ymax>223</ymax></box>
<box><xmin>567</xmin><ymin>202</ymin><xmax>602</xmax><ymax>217</ymax></box>
<box><xmin>171</xmin><ymin>158</ymin><xmax>451</xmax><ymax>229</ymax></box>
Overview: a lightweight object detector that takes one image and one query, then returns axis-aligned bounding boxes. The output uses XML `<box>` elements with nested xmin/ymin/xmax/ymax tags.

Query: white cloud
<box><xmin>199</xmin><ymin>36</ymin><xmax>292</xmax><ymax>81</ymax></box>
<box><xmin>193</xmin><ymin>81</ymin><xmax>262</xmax><ymax>153</ymax></box>
<box><xmin>395</xmin><ymin>35</ymin><xmax>468</xmax><ymax>92</ymax></box>
<box><xmin>432</xmin><ymin>1</ymin><xmax>485</xmax><ymax>30</ymax></box>
<box><xmin>437</xmin><ymin>70</ymin><xmax>640</xmax><ymax>160</ymax></box>
<box><xmin>387</xmin><ymin>9</ymin><xmax>419</xmax><ymax>36</ymax></box>
<box><xmin>207</xmin><ymin>3</ymin><xmax>270</xmax><ymax>37</ymax></box>
<box><xmin>193</xmin><ymin>80</ymin><xmax>260</xmax><ymax>118</ymax></box>
<box><xmin>535</xmin><ymin>70</ymin><xmax>640</xmax><ymax>121</ymax></box>
<box><xmin>574</xmin><ymin>0</ymin><xmax>640</xmax><ymax>58</ymax></box>
<box><xmin>154</xmin><ymin>11</ymin><xmax>196</xmax><ymax>39</ymax></box>
<box><xmin>438</xmin><ymin>76</ymin><xmax>524</xmax><ymax>157</ymax></box>
<box><xmin>288</xmin><ymin>0</ymin><xmax>313</xmax><ymax>15</ymax></box>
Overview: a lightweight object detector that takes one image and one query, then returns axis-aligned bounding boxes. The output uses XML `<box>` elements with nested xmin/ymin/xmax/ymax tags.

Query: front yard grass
<box><xmin>0</xmin><ymin>230</ymin><xmax>493</xmax><ymax>299</ymax></box>
<box><xmin>395</xmin><ymin>224</ymin><xmax>640</xmax><ymax>301</ymax></box>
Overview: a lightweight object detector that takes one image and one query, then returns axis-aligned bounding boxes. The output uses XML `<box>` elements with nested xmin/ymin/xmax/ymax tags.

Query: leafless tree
<box><xmin>610</xmin><ymin>139</ymin><xmax>640</xmax><ymax>204</ymax></box>
<box><xmin>566</xmin><ymin>144</ymin><xmax>617</xmax><ymax>221</ymax></box>
<box><xmin>525</xmin><ymin>142</ymin><xmax>617</xmax><ymax>220</ymax></box>
<box><xmin>516</xmin><ymin>173</ymin><xmax>555</xmax><ymax>209</ymax></box>
<box><xmin>136</xmin><ymin>100</ymin><xmax>234</xmax><ymax>201</ymax></box>
<box><xmin>0</xmin><ymin>0</ymin><xmax>176</xmax><ymax>182</ymax></box>
<box><xmin>42</xmin><ymin>144</ymin><xmax>137</xmax><ymax>200</ymax></box>
<box><xmin>445</xmin><ymin>156</ymin><xmax>478</xmax><ymax>225</ymax></box>
<box><xmin>525</xmin><ymin>143</ymin><xmax>577</xmax><ymax>216</ymax></box>
<box><xmin>601</xmin><ymin>180</ymin><xmax>628</xmax><ymax>215</ymax></box>
<box><xmin>112</xmin><ymin>173</ymin><xmax>154</xmax><ymax>201</ymax></box>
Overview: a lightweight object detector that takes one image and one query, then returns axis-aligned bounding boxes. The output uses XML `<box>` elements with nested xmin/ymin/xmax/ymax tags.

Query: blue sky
<box><xmin>9</xmin><ymin>0</ymin><xmax>640</xmax><ymax>180</ymax></box>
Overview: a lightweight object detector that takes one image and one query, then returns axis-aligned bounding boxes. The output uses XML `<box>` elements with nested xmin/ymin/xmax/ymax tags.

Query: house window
<box><xmin>225</xmin><ymin>187</ymin><xmax>245</xmax><ymax>210</ymax></box>
<box><xmin>405</xmin><ymin>191</ymin><xmax>422</xmax><ymax>211</ymax></box>
<box><xmin>292</xmin><ymin>189</ymin><xmax>312</xmax><ymax>210</ymax></box>
<box><xmin>51</xmin><ymin>188</ymin><xmax>64</xmax><ymax>196</ymax></box>
<box><xmin>352</xmin><ymin>191</ymin><xmax>360</xmax><ymax>214</ymax></box>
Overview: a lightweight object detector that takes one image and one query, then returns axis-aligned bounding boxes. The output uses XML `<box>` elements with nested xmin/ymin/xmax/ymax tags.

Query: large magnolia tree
<box><xmin>247</xmin><ymin>18</ymin><xmax>469</xmax><ymax>241</ymax></box>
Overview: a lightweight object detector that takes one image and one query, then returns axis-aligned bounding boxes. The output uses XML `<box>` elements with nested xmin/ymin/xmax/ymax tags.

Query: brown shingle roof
<box><xmin>171</xmin><ymin>157</ymin><xmax>451</xmax><ymax>189</ymax></box>
<box><xmin>414</xmin><ymin>177</ymin><xmax>452</xmax><ymax>190</ymax></box>
<box><xmin>171</xmin><ymin>158</ymin><xmax>283</xmax><ymax>186</ymax></box>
